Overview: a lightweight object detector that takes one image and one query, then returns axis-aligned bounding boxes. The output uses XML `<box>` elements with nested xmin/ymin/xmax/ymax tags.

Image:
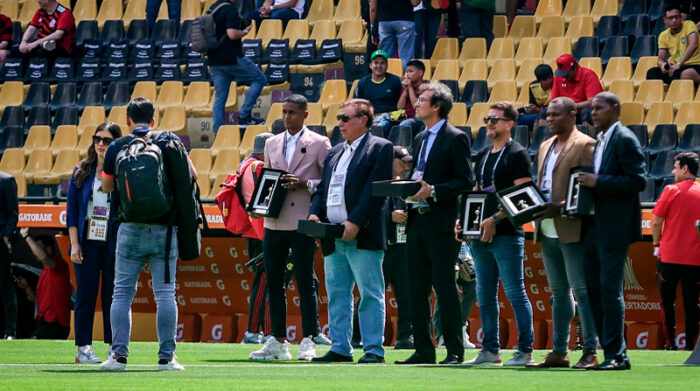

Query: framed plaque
<box><xmin>372</xmin><ymin>180</ymin><xmax>421</xmax><ymax>198</ymax></box>
<box><xmin>248</xmin><ymin>168</ymin><xmax>288</xmax><ymax>218</ymax></box>
<box><xmin>497</xmin><ymin>181</ymin><xmax>547</xmax><ymax>226</ymax></box>
<box><xmin>460</xmin><ymin>192</ymin><xmax>492</xmax><ymax>239</ymax></box>
<box><xmin>565</xmin><ymin>166</ymin><xmax>594</xmax><ymax>216</ymax></box>
<box><xmin>297</xmin><ymin>220</ymin><xmax>344</xmax><ymax>238</ymax></box>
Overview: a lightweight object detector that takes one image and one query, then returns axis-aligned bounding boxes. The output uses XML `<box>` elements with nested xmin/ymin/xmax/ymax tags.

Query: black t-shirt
<box><xmin>354</xmin><ymin>73</ymin><xmax>403</xmax><ymax>114</ymax></box>
<box><xmin>378</xmin><ymin>0</ymin><xmax>415</xmax><ymax>22</ymax></box>
<box><xmin>208</xmin><ymin>0</ymin><xmax>243</xmax><ymax>66</ymax></box>
<box><xmin>474</xmin><ymin>140</ymin><xmax>532</xmax><ymax>236</ymax></box>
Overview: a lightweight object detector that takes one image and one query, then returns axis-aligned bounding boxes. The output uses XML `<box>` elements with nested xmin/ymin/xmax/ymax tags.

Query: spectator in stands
<box><xmin>146</xmin><ymin>0</ymin><xmax>181</xmax><ymax>33</ymax></box>
<box><xmin>457</xmin><ymin>0</ymin><xmax>495</xmax><ymax>49</ymax></box>
<box><xmin>517</xmin><ymin>64</ymin><xmax>553</xmax><ymax>131</ymax></box>
<box><xmin>244</xmin><ymin>0</ymin><xmax>305</xmax><ymax>28</ymax></box>
<box><xmin>652</xmin><ymin>152</ymin><xmax>700</xmax><ymax>351</ymax></box>
<box><xmin>369</xmin><ymin>0</ymin><xmax>420</xmax><ymax>71</ymax></box>
<box><xmin>413</xmin><ymin>1</ymin><xmax>441</xmax><ymax>59</ymax></box>
<box><xmin>0</xmin><ymin>171</ymin><xmax>18</xmax><ymax>340</ymax></box>
<box><xmin>461</xmin><ymin>102</ymin><xmax>535</xmax><ymax>367</ymax></box>
<box><xmin>16</xmin><ymin>0</ymin><xmax>76</xmax><ymax>61</ymax></box>
<box><xmin>16</xmin><ymin>228</ymin><xmax>72</xmax><ymax>340</ymax></box>
<box><xmin>354</xmin><ymin>50</ymin><xmax>403</xmax><ymax>136</ymax></box>
<box><xmin>309</xmin><ymin>99</ymin><xmax>393</xmax><ymax>363</ymax></box>
<box><xmin>209</xmin><ymin>0</ymin><xmax>267</xmax><ymax>131</ymax></box>
<box><xmin>0</xmin><ymin>13</ymin><xmax>12</xmax><ymax>69</ymax></box>
<box><xmin>550</xmin><ymin>54</ymin><xmax>603</xmax><ymax>128</ymax></box>
<box><xmin>647</xmin><ymin>4</ymin><xmax>700</xmax><ymax>85</ymax></box>
<box><xmin>249</xmin><ymin>95</ymin><xmax>332</xmax><ymax>361</ymax></box>
<box><xmin>397</xmin><ymin>60</ymin><xmax>429</xmax><ymax>136</ymax></box>
<box><xmin>67</xmin><ymin>122</ymin><xmax>122</xmax><ymax>364</ymax></box>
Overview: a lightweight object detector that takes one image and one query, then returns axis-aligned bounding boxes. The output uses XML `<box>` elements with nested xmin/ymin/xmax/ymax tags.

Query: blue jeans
<box><xmin>379</xmin><ymin>20</ymin><xmax>416</xmax><ymax>71</ymax></box>
<box><xmin>540</xmin><ymin>236</ymin><xmax>599</xmax><ymax>353</ymax></box>
<box><xmin>146</xmin><ymin>0</ymin><xmax>181</xmax><ymax>32</ymax></box>
<box><xmin>324</xmin><ymin>239</ymin><xmax>385</xmax><ymax>357</ymax></box>
<box><xmin>110</xmin><ymin>223</ymin><xmax>178</xmax><ymax>360</ymax></box>
<box><xmin>414</xmin><ymin>9</ymin><xmax>441</xmax><ymax>59</ymax></box>
<box><xmin>399</xmin><ymin>117</ymin><xmax>424</xmax><ymax>137</ymax></box>
<box><xmin>470</xmin><ymin>235</ymin><xmax>534</xmax><ymax>353</ymax></box>
<box><xmin>244</xmin><ymin>8</ymin><xmax>299</xmax><ymax>29</ymax></box>
<box><xmin>210</xmin><ymin>57</ymin><xmax>267</xmax><ymax>132</ymax></box>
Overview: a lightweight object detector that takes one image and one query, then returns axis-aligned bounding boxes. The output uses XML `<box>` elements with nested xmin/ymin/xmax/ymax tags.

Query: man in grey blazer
<box><xmin>249</xmin><ymin>94</ymin><xmax>331</xmax><ymax>361</ymax></box>
<box><xmin>578</xmin><ymin>92</ymin><xmax>646</xmax><ymax>370</ymax></box>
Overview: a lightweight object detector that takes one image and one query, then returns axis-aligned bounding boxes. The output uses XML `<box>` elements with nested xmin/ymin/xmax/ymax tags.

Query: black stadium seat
<box><xmin>647</xmin><ymin>124</ymin><xmax>678</xmax><ymax>155</ymax></box>
<box><xmin>129</xmin><ymin>59</ymin><xmax>155</xmax><ymax>84</ymax></box>
<box><xmin>678</xmin><ymin>124</ymin><xmax>700</xmax><ymax>153</ymax></box>
<box><xmin>573</xmin><ymin>36</ymin><xmax>599</xmax><ymax>60</ymax></box>
<box><xmin>439</xmin><ymin>80</ymin><xmax>459</xmax><ymax>103</ymax></box>
<box><xmin>129</xmin><ymin>40</ymin><xmax>155</xmax><ymax>60</ymax></box>
<box><xmin>76</xmin><ymin>58</ymin><xmax>103</xmax><ymax>82</ymax></box>
<box><xmin>619</xmin><ymin>1</ymin><xmax>647</xmax><ymax>22</ymax></box>
<box><xmin>640</xmin><ymin>177</ymin><xmax>656</xmax><ymax>202</ymax></box>
<box><xmin>388</xmin><ymin>126</ymin><xmax>413</xmax><ymax>149</ymax></box>
<box><xmin>512</xmin><ymin>125</ymin><xmax>529</xmax><ymax>149</ymax></box>
<box><xmin>649</xmin><ymin>150</ymin><xmax>676</xmax><ymax>179</ymax></box>
<box><xmin>23</xmin><ymin>82</ymin><xmax>50</xmax><ymax>112</ymax></box>
<box><xmin>460</xmin><ymin>80</ymin><xmax>489</xmax><ymax>109</ymax></box>
<box><xmin>103</xmin><ymin>82</ymin><xmax>130</xmax><ymax>112</ymax></box>
<box><xmin>50</xmin><ymin>82</ymin><xmax>77</xmax><ymax>112</ymax></box>
<box><xmin>155</xmin><ymin>59</ymin><xmax>181</xmax><ymax>83</ymax></box>
<box><xmin>600</xmin><ymin>35</ymin><xmax>629</xmax><ymax>65</ymax></box>
<box><xmin>182</xmin><ymin>59</ymin><xmax>209</xmax><ymax>82</ymax></box>
<box><xmin>648</xmin><ymin>0</ymin><xmax>667</xmax><ymax>22</ymax></box>
<box><xmin>52</xmin><ymin>106</ymin><xmax>79</xmax><ymax>130</ymax></box>
<box><xmin>529</xmin><ymin>125</ymin><xmax>552</xmax><ymax>157</ymax></box>
<box><xmin>100</xmin><ymin>20</ymin><xmax>126</xmax><ymax>44</ymax></box>
<box><xmin>49</xmin><ymin>58</ymin><xmax>75</xmax><ymax>84</ymax></box>
<box><xmin>630</xmin><ymin>35</ymin><xmax>657</xmax><ymax>65</ymax></box>
<box><xmin>102</xmin><ymin>60</ymin><xmax>128</xmax><ymax>82</ymax></box>
<box><xmin>0</xmin><ymin>126</ymin><xmax>24</xmax><ymax>154</ymax></box>
<box><xmin>152</xmin><ymin>19</ymin><xmax>178</xmax><ymax>45</ymax></box>
<box><xmin>25</xmin><ymin>106</ymin><xmax>51</xmax><ymax>133</ymax></box>
<box><xmin>595</xmin><ymin>15</ymin><xmax>621</xmax><ymax>45</ymax></box>
<box><xmin>77</xmin><ymin>82</ymin><xmax>104</xmax><ymax>111</ymax></box>
<box><xmin>0</xmin><ymin>57</ymin><xmax>23</xmax><ymax>82</ymax></box>
<box><xmin>76</xmin><ymin>20</ymin><xmax>98</xmax><ymax>48</ymax></box>
<box><xmin>471</xmin><ymin>126</ymin><xmax>492</xmax><ymax>158</ymax></box>
<box><xmin>627</xmin><ymin>124</ymin><xmax>649</xmax><ymax>149</ymax></box>
<box><xmin>128</xmin><ymin>19</ymin><xmax>150</xmax><ymax>44</ymax></box>
<box><xmin>0</xmin><ymin>106</ymin><xmax>24</xmax><ymax>129</ymax></box>
<box><xmin>24</xmin><ymin>57</ymin><xmax>49</xmax><ymax>82</ymax></box>
<box><xmin>307</xmin><ymin>125</ymin><xmax>326</xmax><ymax>136</ymax></box>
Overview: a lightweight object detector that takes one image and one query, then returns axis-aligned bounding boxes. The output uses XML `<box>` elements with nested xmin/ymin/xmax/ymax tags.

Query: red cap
<box><xmin>555</xmin><ymin>53</ymin><xmax>577</xmax><ymax>77</ymax></box>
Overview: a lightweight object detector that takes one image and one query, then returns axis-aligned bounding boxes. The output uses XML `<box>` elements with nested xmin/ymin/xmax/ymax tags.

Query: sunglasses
<box><xmin>93</xmin><ymin>136</ymin><xmax>114</xmax><ymax>145</ymax></box>
<box><xmin>483</xmin><ymin>116</ymin><xmax>510</xmax><ymax>125</ymax></box>
<box><xmin>337</xmin><ymin>114</ymin><xmax>363</xmax><ymax>123</ymax></box>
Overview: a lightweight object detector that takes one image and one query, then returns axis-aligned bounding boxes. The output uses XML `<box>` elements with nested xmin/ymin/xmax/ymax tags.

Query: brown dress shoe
<box><xmin>526</xmin><ymin>352</ymin><xmax>570</xmax><ymax>368</ymax></box>
<box><xmin>572</xmin><ymin>351</ymin><xmax>599</xmax><ymax>369</ymax></box>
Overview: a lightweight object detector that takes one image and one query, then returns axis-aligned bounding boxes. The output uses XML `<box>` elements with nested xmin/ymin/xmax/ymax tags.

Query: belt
<box><xmin>415</xmin><ymin>206</ymin><xmax>431</xmax><ymax>215</ymax></box>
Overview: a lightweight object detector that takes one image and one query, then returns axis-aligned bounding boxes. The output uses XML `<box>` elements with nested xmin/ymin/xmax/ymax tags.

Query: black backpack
<box><xmin>191</xmin><ymin>2</ymin><xmax>230</xmax><ymax>53</ymax></box>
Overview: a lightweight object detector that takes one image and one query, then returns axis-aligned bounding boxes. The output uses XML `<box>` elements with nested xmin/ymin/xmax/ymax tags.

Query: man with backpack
<box><xmin>99</xmin><ymin>98</ymin><xmax>195</xmax><ymax>371</ymax></box>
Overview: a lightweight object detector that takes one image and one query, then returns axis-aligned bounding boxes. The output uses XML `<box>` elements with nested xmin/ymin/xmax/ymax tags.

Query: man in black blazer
<box><xmin>0</xmin><ymin>171</ymin><xmax>18</xmax><ymax>339</ymax></box>
<box><xmin>308</xmin><ymin>99</ymin><xmax>393</xmax><ymax>364</ymax></box>
<box><xmin>396</xmin><ymin>82</ymin><xmax>474</xmax><ymax>365</ymax></box>
<box><xmin>578</xmin><ymin>92</ymin><xmax>646</xmax><ymax>370</ymax></box>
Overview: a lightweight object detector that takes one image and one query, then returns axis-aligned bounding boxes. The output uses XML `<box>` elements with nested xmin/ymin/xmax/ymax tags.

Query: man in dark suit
<box><xmin>396</xmin><ymin>82</ymin><xmax>474</xmax><ymax>365</ymax></box>
<box><xmin>578</xmin><ymin>91</ymin><xmax>646</xmax><ymax>370</ymax></box>
<box><xmin>0</xmin><ymin>171</ymin><xmax>18</xmax><ymax>339</ymax></box>
<box><xmin>308</xmin><ymin>98</ymin><xmax>393</xmax><ymax>364</ymax></box>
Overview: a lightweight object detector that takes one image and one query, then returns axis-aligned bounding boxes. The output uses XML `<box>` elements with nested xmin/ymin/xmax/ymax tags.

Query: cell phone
<box><xmin>240</xmin><ymin>18</ymin><xmax>252</xmax><ymax>30</ymax></box>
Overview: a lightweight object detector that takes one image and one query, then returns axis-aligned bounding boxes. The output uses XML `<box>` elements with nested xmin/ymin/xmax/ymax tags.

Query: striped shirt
<box><xmin>30</xmin><ymin>3</ymin><xmax>75</xmax><ymax>54</ymax></box>
<box><xmin>0</xmin><ymin>14</ymin><xmax>12</xmax><ymax>43</ymax></box>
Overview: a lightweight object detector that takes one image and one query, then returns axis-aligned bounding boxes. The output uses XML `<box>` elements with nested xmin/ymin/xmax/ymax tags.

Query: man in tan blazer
<box><xmin>528</xmin><ymin>97</ymin><xmax>599</xmax><ymax>369</ymax></box>
<box><xmin>249</xmin><ymin>94</ymin><xmax>331</xmax><ymax>361</ymax></box>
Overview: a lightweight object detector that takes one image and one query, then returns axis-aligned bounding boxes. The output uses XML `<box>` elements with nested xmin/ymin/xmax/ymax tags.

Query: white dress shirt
<box><xmin>594</xmin><ymin>121</ymin><xmax>619</xmax><ymax>174</ymax></box>
<box><xmin>284</xmin><ymin>129</ymin><xmax>303</xmax><ymax>166</ymax></box>
<box><xmin>327</xmin><ymin>133</ymin><xmax>367</xmax><ymax>224</ymax></box>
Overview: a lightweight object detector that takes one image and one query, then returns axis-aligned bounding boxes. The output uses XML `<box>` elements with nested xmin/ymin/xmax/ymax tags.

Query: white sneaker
<box><xmin>241</xmin><ymin>331</ymin><xmax>262</xmax><ymax>344</ymax></box>
<box><xmin>249</xmin><ymin>338</ymin><xmax>292</xmax><ymax>360</ymax></box>
<box><xmin>504</xmin><ymin>351</ymin><xmax>534</xmax><ymax>366</ymax></box>
<box><xmin>463</xmin><ymin>350</ymin><xmax>503</xmax><ymax>366</ymax></box>
<box><xmin>75</xmin><ymin>345</ymin><xmax>102</xmax><ymax>364</ymax></box>
<box><xmin>99</xmin><ymin>355</ymin><xmax>127</xmax><ymax>371</ymax></box>
<box><xmin>297</xmin><ymin>336</ymin><xmax>317</xmax><ymax>361</ymax></box>
<box><xmin>158</xmin><ymin>356</ymin><xmax>185</xmax><ymax>371</ymax></box>
<box><xmin>312</xmin><ymin>333</ymin><xmax>332</xmax><ymax>346</ymax></box>
<box><xmin>462</xmin><ymin>326</ymin><xmax>476</xmax><ymax>349</ymax></box>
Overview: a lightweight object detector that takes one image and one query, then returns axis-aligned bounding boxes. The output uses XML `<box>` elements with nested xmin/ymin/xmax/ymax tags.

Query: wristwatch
<box><xmin>306</xmin><ymin>180</ymin><xmax>314</xmax><ymax>193</ymax></box>
<box><xmin>270</xmin><ymin>4</ymin><xmax>275</xmax><ymax>10</ymax></box>
<box><xmin>430</xmin><ymin>185</ymin><xmax>436</xmax><ymax>201</ymax></box>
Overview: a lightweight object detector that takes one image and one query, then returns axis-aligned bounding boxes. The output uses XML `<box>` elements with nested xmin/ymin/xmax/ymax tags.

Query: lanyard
<box><xmin>132</xmin><ymin>126</ymin><xmax>150</xmax><ymax>137</ymax></box>
<box><xmin>479</xmin><ymin>139</ymin><xmax>512</xmax><ymax>191</ymax></box>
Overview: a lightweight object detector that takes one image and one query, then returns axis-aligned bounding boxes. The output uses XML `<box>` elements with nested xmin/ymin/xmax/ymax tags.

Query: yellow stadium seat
<box><xmin>459</xmin><ymin>59</ymin><xmax>488</xmax><ymax>90</ymax></box>
<box><xmin>466</xmin><ymin>103</ymin><xmax>492</xmax><ymax>133</ymax></box>
<box><xmin>15</xmin><ymin>174</ymin><xmax>26</xmax><ymax>198</ymax></box>
<box><xmin>131</xmin><ymin>81</ymin><xmax>157</xmax><ymax>103</ymax></box>
<box><xmin>265</xmin><ymin>103</ymin><xmax>283</xmax><ymax>129</ymax></box>
<box><xmin>197</xmin><ymin>174</ymin><xmax>212</xmax><ymax>200</ymax></box>
<box><xmin>107</xmin><ymin>106</ymin><xmax>128</xmax><ymax>128</ymax></box>
<box><xmin>96</xmin><ymin>0</ymin><xmax>123</xmax><ymax>30</ymax></box>
<box><xmin>202</xmin><ymin>0</ymin><xmax>217</xmax><ymax>15</ymax></box>
<box><xmin>307</xmin><ymin>103</ymin><xmax>324</xmax><ymax>126</ymax></box>
<box><xmin>181</xmin><ymin>0</ymin><xmax>201</xmax><ymax>22</ymax></box>
<box><xmin>348</xmin><ymin>79</ymin><xmax>359</xmax><ymax>101</ymax></box>
<box><xmin>122</xmin><ymin>0</ymin><xmax>146</xmax><ymax>29</ymax></box>
<box><xmin>324</xmin><ymin>103</ymin><xmax>341</xmax><ymax>130</ymax></box>
<box><xmin>534</xmin><ymin>0</ymin><xmax>563</xmax><ymax>25</ymax></box>
<box><xmin>514</xmin><ymin>37</ymin><xmax>543</xmax><ymax>68</ymax></box>
<box><xmin>23</xmin><ymin>126</ymin><xmax>51</xmax><ymax>158</ymax></box>
<box><xmin>430</xmin><ymin>38</ymin><xmax>460</xmax><ymax>69</ymax></box>
<box><xmin>338</xmin><ymin>19</ymin><xmax>365</xmax><ymax>46</ymax></box>
<box><xmin>210</xmin><ymin>150</ymin><xmax>241</xmax><ymax>183</ymax></box>
<box><xmin>319</xmin><ymin>80</ymin><xmax>347</xmax><ymax>112</ymax></box>
<box><xmin>78</xmin><ymin>106</ymin><xmax>106</xmax><ymax>136</ymax></box>
<box><xmin>334</xmin><ymin>0</ymin><xmax>361</xmax><ymax>27</ymax></box>
<box><xmin>665</xmin><ymin>80</ymin><xmax>695</xmax><ymax>111</ymax></box>
<box><xmin>432</xmin><ymin>59</ymin><xmax>460</xmax><ymax>81</ymax></box>
<box><xmin>224</xmin><ymin>82</ymin><xmax>238</xmax><ymax>111</ymax></box>
<box><xmin>415</xmin><ymin>59</ymin><xmax>432</xmax><ymax>79</ymax></box>
<box><xmin>0</xmin><ymin>0</ymin><xmax>18</xmax><ymax>20</ymax></box>
<box><xmin>536</xmin><ymin>16</ymin><xmax>565</xmax><ymax>46</ymax></box>
<box><xmin>590</xmin><ymin>0</ymin><xmax>618</xmax><ymax>25</ymax></box>
<box><xmin>565</xmin><ymin>16</ymin><xmax>594</xmax><ymax>47</ymax></box>
<box><xmin>156</xmin><ymin>81</ymin><xmax>184</xmax><ymax>113</ymax></box>
<box><xmin>488</xmin><ymin>80</ymin><xmax>519</xmax><ymax>103</ymax></box>
<box><xmin>34</xmin><ymin>150</ymin><xmax>80</xmax><ymax>185</ymax></box>
<box><xmin>309</xmin><ymin>20</ymin><xmax>336</xmax><ymax>47</ymax></box>
<box><xmin>0</xmin><ymin>81</ymin><xmax>25</xmax><ymax>117</ymax></box>
<box><xmin>562</xmin><ymin>0</ymin><xmax>591</xmax><ymax>24</ymax></box>
<box><xmin>515</xmin><ymin>58</ymin><xmax>544</xmax><ymax>89</ymax></box>
<box><xmin>542</xmin><ymin>36</ymin><xmax>572</xmax><ymax>65</ymax></box>
<box><xmin>0</xmin><ymin>148</ymin><xmax>25</xmax><ymax>177</ymax></box>
<box><xmin>635</xmin><ymin>80</ymin><xmax>665</xmax><ymax>111</ymax></box>
<box><xmin>243</xmin><ymin>19</ymin><xmax>257</xmax><ymax>41</ymax></box>
<box><xmin>493</xmin><ymin>15</ymin><xmax>508</xmax><ymax>38</ymax></box>
<box><xmin>157</xmin><ymin>1</ymin><xmax>169</xmax><ymax>20</ymax></box>
<box><xmin>387</xmin><ymin>58</ymin><xmax>403</xmax><ymax>77</ymax></box>
<box><xmin>674</xmin><ymin>101</ymin><xmax>700</xmax><ymax>136</ymax></box>
<box><xmin>620</xmin><ymin>102</ymin><xmax>644</xmax><ymax>126</ymax></box>
<box><xmin>183</xmin><ymin>82</ymin><xmax>211</xmax><ymax>115</ymax></box>
<box><xmin>19</xmin><ymin>0</ymin><xmax>39</xmax><ymax>29</ymax></box>
<box><xmin>208</xmin><ymin>174</ymin><xmax>229</xmax><ymax>198</ymax></box>
<box><xmin>458</xmin><ymin>38</ymin><xmax>487</xmax><ymax>68</ymax></box>
<box><xmin>258</xmin><ymin>19</ymin><xmax>283</xmax><ymax>49</ymax></box>
<box><xmin>487</xmin><ymin>59</ymin><xmax>516</xmax><ymax>90</ymax></box>
<box><xmin>24</xmin><ymin>150</ymin><xmax>53</xmax><ymax>184</ymax></box>
<box><xmin>516</xmin><ymin>85</ymin><xmax>531</xmax><ymax>106</ymax></box>
<box><xmin>239</xmin><ymin>125</ymin><xmax>267</xmax><ymax>156</ymax></box>
<box><xmin>448</xmin><ymin>102</ymin><xmax>468</xmax><ymax>126</ymax></box>
<box><xmin>600</xmin><ymin>57</ymin><xmax>632</xmax><ymax>89</ymax></box>
<box><xmin>306</xmin><ymin>0</ymin><xmax>334</xmax><ymax>26</ymax></box>
<box><xmin>189</xmin><ymin>148</ymin><xmax>212</xmax><ymax>178</ymax></box>
<box><xmin>609</xmin><ymin>80</ymin><xmax>634</xmax><ymax>103</ymax></box>
<box><xmin>486</xmin><ymin>38</ymin><xmax>515</xmax><ymax>68</ymax></box>
<box><xmin>157</xmin><ymin>106</ymin><xmax>186</xmax><ymax>135</ymax></box>
<box><xmin>50</xmin><ymin>125</ymin><xmax>78</xmax><ymax>158</ymax></box>
<box><xmin>507</xmin><ymin>15</ymin><xmax>536</xmax><ymax>48</ymax></box>
<box><xmin>283</xmin><ymin>19</ymin><xmax>309</xmax><ymax>49</ymax></box>
<box><xmin>645</xmin><ymin>102</ymin><xmax>674</xmax><ymax>130</ymax></box>
<box><xmin>578</xmin><ymin>57</ymin><xmax>602</xmax><ymax>79</ymax></box>
<box><xmin>211</xmin><ymin>125</ymin><xmax>241</xmax><ymax>158</ymax></box>
<box><xmin>632</xmin><ymin>56</ymin><xmax>659</xmax><ymax>88</ymax></box>
<box><xmin>77</xmin><ymin>127</ymin><xmax>96</xmax><ymax>157</ymax></box>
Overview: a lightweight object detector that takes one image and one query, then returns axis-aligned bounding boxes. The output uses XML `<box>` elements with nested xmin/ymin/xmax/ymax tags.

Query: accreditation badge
<box><xmin>86</xmin><ymin>218</ymin><xmax>108</xmax><ymax>241</ymax></box>
<box><xmin>396</xmin><ymin>223</ymin><xmax>407</xmax><ymax>244</ymax></box>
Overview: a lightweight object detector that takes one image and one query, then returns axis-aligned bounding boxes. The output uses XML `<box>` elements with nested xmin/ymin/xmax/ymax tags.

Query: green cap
<box><xmin>370</xmin><ymin>49</ymin><xmax>389</xmax><ymax>61</ymax></box>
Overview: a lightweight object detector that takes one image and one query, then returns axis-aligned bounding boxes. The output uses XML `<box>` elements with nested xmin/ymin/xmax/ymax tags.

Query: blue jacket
<box><xmin>66</xmin><ymin>165</ymin><xmax>117</xmax><ymax>250</ymax></box>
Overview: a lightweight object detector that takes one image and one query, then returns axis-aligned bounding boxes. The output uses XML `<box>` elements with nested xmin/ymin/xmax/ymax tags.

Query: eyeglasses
<box><xmin>337</xmin><ymin>114</ymin><xmax>363</xmax><ymax>123</ymax></box>
<box><xmin>483</xmin><ymin>116</ymin><xmax>510</xmax><ymax>125</ymax></box>
<box><xmin>93</xmin><ymin>136</ymin><xmax>114</xmax><ymax>145</ymax></box>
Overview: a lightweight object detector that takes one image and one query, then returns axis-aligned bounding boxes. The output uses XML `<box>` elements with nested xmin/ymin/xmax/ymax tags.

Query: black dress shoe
<box><xmin>395</xmin><ymin>353</ymin><xmax>436</xmax><ymax>365</ymax></box>
<box><xmin>587</xmin><ymin>356</ymin><xmax>631</xmax><ymax>370</ymax></box>
<box><xmin>311</xmin><ymin>350</ymin><xmax>353</xmax><ymax>362</ymax></box>
<box><xmin>394</xmin><ymin>338</ymin><xmax>415</xmax><ymax>350</ymax></box>
<box><xmin>439</xmin><ymin>354</ymin><xmax>463</xmax><ymax>365</ymax></box>
<box><xmin>358</xmin><ymin>353</ymin><xmax>385</xmax><ymax>364</ymax></box>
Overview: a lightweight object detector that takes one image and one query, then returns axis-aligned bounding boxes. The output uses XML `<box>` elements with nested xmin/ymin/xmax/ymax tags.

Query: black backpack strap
<box><xmin>164</xmin><ymin>224</ymin><xmax>173</xmax><ymax>284</ymax></box>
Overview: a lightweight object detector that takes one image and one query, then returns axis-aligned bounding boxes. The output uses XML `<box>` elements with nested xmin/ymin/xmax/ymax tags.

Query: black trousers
<box><xmin>647</xmin><ymin>65</ymin><xmax>700</xmax><ymax>85</ymax></box>
<box><xmin>263</xmin><ymin>229</ymin><xmax>320</xmax><ymax>339</ymax></box>
<box><xmin>657</xmin><ymin>260</ymin><xmax>700</xmax><ymax>350</ymax></box>
<box><xmin>383</xmin><ymin>243</ymin><xmax>413</xmax><ymax>341</ymax></box>
<box><xmin>32</xmin><ymin>318</ymin><xmax>70</xmax><ymax>340</ymax></box>
<box><xmin>245</xmin><ymin>238</ymin><xmax>270</xmax><ymax>335</ymax></box>
<box><xmin>407</xmin><ymin>214</ymin><xmax>464</xmax><ymax>360</ymax></box>
<box><xmin>0</xmin><ymin>241</ymin><xmax>17</xmax><ymax>337</ymax></box>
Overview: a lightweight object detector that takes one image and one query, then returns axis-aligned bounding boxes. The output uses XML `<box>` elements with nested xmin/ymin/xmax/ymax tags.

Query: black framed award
<box><xmin>372</xmin><ymin>180</ymin><xmax>422</xmax><ymax>198</ymax></box>
<box><xmin>565</xmin><ymin>166</ymin><xmax>594</xmax><ymax>216</ymax></box>
<box><xmin>297</xmin><ymin>220</ymin><xmax>344</xmax><ymax>238</ymax></box>
<box><xmin>460</xmin><ymin>192</ymin><xmax>492</xmax><ymax>239</ymax></box>
<box><xmin>497</xmin><ymin>181</ymin><xmax>547</xmax><ymax>226</ymax></box>
<box><xmin>248</xmin><ymin>168</ymin><xmax>288</xmax><ymax>218</ymax></box>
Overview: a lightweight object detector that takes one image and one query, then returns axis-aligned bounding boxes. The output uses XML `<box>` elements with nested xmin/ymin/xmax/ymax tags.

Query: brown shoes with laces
<box><xmin>526</xmin><ymin>352</ymin><xmax>570</xmax><ymax>368</ymax></box>
<box><xmin>572</xmin><ymin>351</ymin><xmax>599</xmax><ymax>369</ymax></box>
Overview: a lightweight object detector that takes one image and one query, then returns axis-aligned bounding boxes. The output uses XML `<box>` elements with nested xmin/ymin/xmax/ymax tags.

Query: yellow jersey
<box><xmin>658</xmin><ymin>20</ymin><xmax>700</xmax><ymax>66</ymax></box>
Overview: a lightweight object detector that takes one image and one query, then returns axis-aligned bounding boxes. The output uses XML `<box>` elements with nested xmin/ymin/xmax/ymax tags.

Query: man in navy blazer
<box><xmin>0</xmin><ymin>171</ymin><xmax>18</xmax><ymax>339</ymax></box>
<box><xmin>309</xmin><ymin>99</ymin><xmax>393</xmax><ymax>363</ymax></box>
<box><xmin>578</xmin><ymin>92</ymin><xmax>646</xmax><ymax>370</ymax></box>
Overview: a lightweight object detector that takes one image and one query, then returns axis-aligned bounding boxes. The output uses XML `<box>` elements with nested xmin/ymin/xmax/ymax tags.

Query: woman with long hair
<box><xmin>67</xmin><ymin>122</ymin><xmax>122</xmax><ymax>364</ymax></box>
